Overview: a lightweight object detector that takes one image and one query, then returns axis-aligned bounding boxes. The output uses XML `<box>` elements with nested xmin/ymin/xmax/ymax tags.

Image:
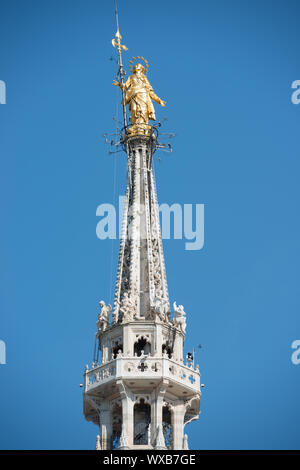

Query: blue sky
<box><xmin>0</xmin><ymin>0</ymin><xmax>300</xmax><ymax>450</ymax></box>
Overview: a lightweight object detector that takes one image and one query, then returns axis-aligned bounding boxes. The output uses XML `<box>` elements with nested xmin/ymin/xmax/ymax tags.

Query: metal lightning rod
<box><xmin>112</xmin><ymin>0</ymin><xmax>128</xmax><ymax>133</ymax></box>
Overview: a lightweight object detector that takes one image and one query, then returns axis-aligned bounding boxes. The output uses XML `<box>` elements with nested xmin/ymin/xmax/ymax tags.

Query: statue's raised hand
<box><xmin>160</xmin><ymin>99</ymin><xmax>166</xmax><ymax>107</ymax></box>
<box><xmin>113</xmin><ymin>80</ymin><xmax>121</xmax><ymax>88</ymax></box>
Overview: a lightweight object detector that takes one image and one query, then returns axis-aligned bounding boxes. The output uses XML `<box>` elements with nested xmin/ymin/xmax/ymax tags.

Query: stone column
<box><xmin>155</xmin><ymin>324</ymin><xmax>163</xmax><ymax>356</ymax></box>
<box><xmin>117</xmin><ymin>380</ymin><xmax>134</xmax><ymax>446</ymax></box>
<box><xmin>98</xmin><ymin>400</ymin><xmax>112</xmax><ymax>450</ymax></box>
<box><xmin>123</xmin><ymin>324</ymin><xmax>133</xmax><ymax>357</ymax></box>
<box><xmin>172</xmin><ymin>401</ymin><xmax>185</xmax><ymax>450</ymax></box>
<box><xmin>152</xmin><ymin>379</ymin><xmax>168</xmax><ymax>445</ymax></box>
<box><xmin>173</xmin><ymin>332</ymin><xmax>184</xmax><ymax>362</ymax></box>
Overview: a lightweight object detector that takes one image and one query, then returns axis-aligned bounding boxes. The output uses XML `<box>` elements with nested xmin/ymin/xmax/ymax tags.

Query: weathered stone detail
<box><xmin>111</xmin><ymin>137</ymin><xmax>170</xmax><ymax>324</ymax></box>
<box><xmin>83</xmin><ymin>136</ymin><xmax>201</xmax><ymax>450</ymax></box>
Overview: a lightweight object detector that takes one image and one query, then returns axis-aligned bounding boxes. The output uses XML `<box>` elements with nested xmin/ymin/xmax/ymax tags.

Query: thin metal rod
<box><xmin>113</xmin><ymin>0</ymin><xmax>128</xmax><ymax>132</ymax></box>
<box><xmin>114</xmin><ymin>0</ymin><xmax>120</xmax><ymax>32</ymax></box>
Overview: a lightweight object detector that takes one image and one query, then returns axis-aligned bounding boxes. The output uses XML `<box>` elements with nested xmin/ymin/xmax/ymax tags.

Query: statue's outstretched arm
<box><xmin>146</xmin><ymin>77</ymin><xmax>166</xmax><ymax>106</ymax></box>
<box><xmin>112</xmin><ymin>80</ymin><xmax>121</xmax><ymax>89</ymax></box>
<box><xmin>149</xmin><ymin>90</ymin><xmax>166</xmax><ymax>107</ymax></box>
<box><xmin>113</xmin><ymin>77</ymin><xmax>131</xmax><ymax>106</ymax></box>
<box><xmin>112</xmin><ymin>76</ymin><xmax>131</xmax><ymax>91</ymax></box>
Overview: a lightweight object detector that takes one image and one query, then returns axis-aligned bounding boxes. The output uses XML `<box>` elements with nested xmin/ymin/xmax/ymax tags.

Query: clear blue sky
<box><xmin>1</xmin><ymin>0</ymin><xmax>300</xmax><ymax>450</ymax></box>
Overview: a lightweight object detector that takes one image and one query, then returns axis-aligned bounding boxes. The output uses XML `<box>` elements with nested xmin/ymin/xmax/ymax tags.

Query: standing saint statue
<box><xmin>96</xmin><ymin>300</ymin><xmax>111</xmax><ymax>334</ymax></box>
<box><xmin>113</xmin><ymin>61</ymin><xmax>166</xmax><ymax>135</ymax></box>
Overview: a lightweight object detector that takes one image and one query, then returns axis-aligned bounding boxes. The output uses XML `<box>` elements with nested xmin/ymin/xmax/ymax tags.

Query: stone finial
<box><xmin>183</xmin><ymin>433</ymin><xmax>189</xmax><ymax>450</ymax></box>
<box><xmin>96</xmin><ymin>435</ymin><xmax>101</xmax><ymax>450</ymax></box>
<box><xmin>155</xmin><ymin>424</ymin><xmax>166</xmax><ymax>450</ymax></box>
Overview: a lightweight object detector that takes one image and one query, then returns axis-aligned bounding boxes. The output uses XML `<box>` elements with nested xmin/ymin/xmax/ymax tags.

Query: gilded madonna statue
<box><xmin>113</xmin><ymin>61</ymin><xmax>166</xmax><ymax>135</ymax></box>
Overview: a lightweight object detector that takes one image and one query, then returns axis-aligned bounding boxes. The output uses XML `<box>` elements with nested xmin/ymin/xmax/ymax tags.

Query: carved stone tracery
<box><xmin>111</xmin><ymin>139</ymin><xmax>170</xmax><ymax>325</ymax></box>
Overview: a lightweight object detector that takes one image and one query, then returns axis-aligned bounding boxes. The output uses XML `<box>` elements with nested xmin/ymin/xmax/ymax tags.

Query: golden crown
<box><xmin>129</xmin><ymin>56</ymin><xmax>149</xmax><ymax>73</ymax></box>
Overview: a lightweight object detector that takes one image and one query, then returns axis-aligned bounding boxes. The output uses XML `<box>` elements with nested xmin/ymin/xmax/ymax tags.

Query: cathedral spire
<box><xmin>111</xmin><ymin>6</ymin><xmax>169</xmax><ymax>324</ymax></box>
<box><xmin>82</xmin><ymin>7</ymin><xmax>201</xmax><ymax>450</ymax></box>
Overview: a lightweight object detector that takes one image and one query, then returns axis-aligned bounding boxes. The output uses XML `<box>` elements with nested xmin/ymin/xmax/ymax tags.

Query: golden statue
<box><xmin>113</xmin><ymin>59</ymin><xmax>166</xmax><ymax>135</ymax></box>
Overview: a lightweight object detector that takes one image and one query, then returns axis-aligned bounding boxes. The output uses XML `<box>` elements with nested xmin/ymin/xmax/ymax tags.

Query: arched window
<box><xmin>134</xmin><ymin>336</ymin><xmax>151</xmax><ymax>356</ymax></box>
<box><xmin>162</xmin><ymin>405</ymin><xmax>173</xmax><ymax>449</ymax></box>
<box><xmin>112</xmin><ymin>341</ymin><xmax>123</xmax><ymax>359</ymax></box>
<box><xmin>134</xmin><ymin>399</ymin><xmax>151</xmax><ymax>445</ymax></box>
<box><xmin>162</xmin><ymin>343</ymin><xmax>172</xmax><ymax>359</ymax></box>
<box><xmin>112</xmin><ymin>402</ymin><xmax>122</xmax><ymax>449</ymax></box>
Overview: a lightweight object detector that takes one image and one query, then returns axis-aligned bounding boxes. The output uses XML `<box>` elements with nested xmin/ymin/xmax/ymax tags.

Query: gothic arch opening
<box><xmin>162</xmin><ymin>342</ymin><xmax>172</xmax><ymax>359</ymax></box>
<box><xmin>133</xmin><ymin>399</ymin><xmax>151</xmax><ymax>445</ymax></box>
<box><xmin>111</xmin><ymin>340</ymin><xmax>123</xmax><ymax>359</ymax></box>
<box><xmin>134</xmin><ymin>336</ymin><xmax>151</xmax><ymax>356</ymax></box>
<box><xmin>162</xmin><ymin>405</ymin><xmax>173</xmax><ymax>449</ymax></box>
<box><xmin>112</xmin><ymin>402</ymin><xmax>122</xmax><ymax>449</ymax></box>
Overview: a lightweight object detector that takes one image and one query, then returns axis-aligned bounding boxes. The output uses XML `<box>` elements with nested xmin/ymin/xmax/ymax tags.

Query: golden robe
<box><xmin>123</xmin><ymin>73</ymin><xmax>162</xmax><ymax>125</ymax></box>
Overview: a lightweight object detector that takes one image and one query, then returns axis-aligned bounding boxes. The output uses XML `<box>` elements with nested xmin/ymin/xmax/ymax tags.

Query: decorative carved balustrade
<box><xmin>84</xmin><ymin>361</ymin><xmax>116</xmax><ymax>389</ymax></box>
<box><xmin>84</xmin><ymin>356</ymin><xmax>200</xmax><ymax>392</ymax></box>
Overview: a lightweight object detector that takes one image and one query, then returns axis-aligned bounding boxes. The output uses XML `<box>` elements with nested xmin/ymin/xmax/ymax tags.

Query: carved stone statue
<box><xmin>113</xmin><ymin>61</ymin><xmax>166</xmax><ymax>135</ymax></box>
<box><xmin>120</xmin><ymin>292</ymin><xmax>134</xmax><ymax>323</ymax></box>
<box><xmin>112</xmin><ymin>304</ymin><xmax>120</xmax><ymax>324</ymax></box>
<box><xmin>172</xmin><ymin>301</ymin><xmax>186</xmax><ymax>334</ymax></box>
<box><xmin>96</xmin><ymin>300</ymin><xmax>112</xmax><ymax>333</ymax></box>
<box><xmin>150</xmin><ymin>291</ymin><xmax>170</xmax><ymax>323</ymax></box>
